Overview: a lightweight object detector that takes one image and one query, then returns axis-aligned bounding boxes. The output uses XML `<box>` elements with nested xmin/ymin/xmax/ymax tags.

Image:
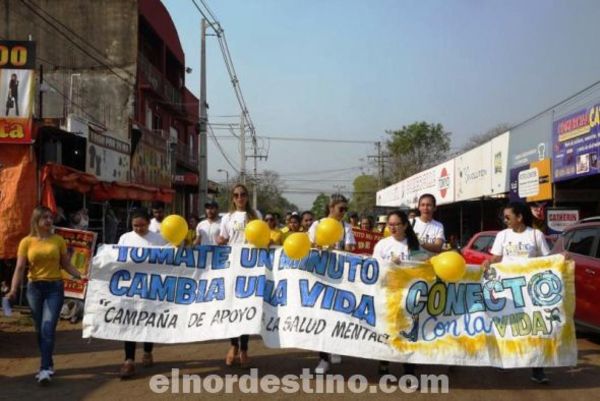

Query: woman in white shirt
<box><xmin>308</xmin><ymin>194</ymin><xmax>356</xmax><ymax>374</ymax></box>
<box><xmin>372</xmin><ymin>210</ymin><xmax>421</xmax><ymax>377</ymax></box>
<box><xmin>117</xmin><ymin>208</ymin><xmax>167</xmax><ymax>379</ymax></box>
<box><xmin>217</xmin><ymin>184</ymin><xmax>259</xmax><ymax>367</ymax></box>
<box><xmin>481</xmin><ymin>201</ymin><xmax>550</xmax><ymax>384</ymax></box>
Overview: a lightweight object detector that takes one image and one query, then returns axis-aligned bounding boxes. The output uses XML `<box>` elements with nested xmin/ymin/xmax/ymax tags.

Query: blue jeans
<box><xmin>26</xmin><ymin>280</ymin><xmax>64</xmax><ymax>370</ymax></box>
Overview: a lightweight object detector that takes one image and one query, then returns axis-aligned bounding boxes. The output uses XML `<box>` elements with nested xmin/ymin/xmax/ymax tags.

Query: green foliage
<box><xmin>386</xmin><ymin>121</ymin><xmax>451</xmax><ymax>181</ymax></box>
<box><xmin>348</xmin><ymin>174</ymin><xmax>378</xmax><ymax>214</ymax></box>
<box><xmin>311</xmin><ymin>193</ymin><xmax>330</xmax><ymax>219</ymax></box>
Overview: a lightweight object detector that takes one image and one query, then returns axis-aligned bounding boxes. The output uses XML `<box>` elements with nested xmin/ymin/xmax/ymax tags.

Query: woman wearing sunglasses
<box><xmin>372</xmin><ymin>210</ymin><xmax>424</xmax><ymax>378</ymax></box>
<box><xmin>217</xmin><ymin>183</ymin><xmax>260</xmax><ymax>367</ymax></box>
<box><xmin>307</xmin><ymin>193</ymin><xmax>356</xmax><ymax>374</ymax></box>
<box><xmin>481</xmin><ymin>201</ymin><xmax>551</xmax><ymax>384</ymax></box>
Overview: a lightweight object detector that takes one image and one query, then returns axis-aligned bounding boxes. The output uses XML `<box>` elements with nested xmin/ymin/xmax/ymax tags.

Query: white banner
<box><xmin>84</xmin><ymin>245</ymin><xmax>577</xmax><ymax>367</ymax></box>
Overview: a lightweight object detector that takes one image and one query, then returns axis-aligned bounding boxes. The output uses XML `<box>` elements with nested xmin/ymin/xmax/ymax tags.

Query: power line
<box><xmin>206</xmin><ymin>133</ymin><xmax>377</xmax><ymax>144</ymax></box>
<box><xmin>207</xmin><ymin>124</ymin><xmax>240</xmax><ymax>173</ymax></box>
<box><xmin>18</xmin><ymin>0</ymin><xmax>135</xmax><ymax>86</ymax></box>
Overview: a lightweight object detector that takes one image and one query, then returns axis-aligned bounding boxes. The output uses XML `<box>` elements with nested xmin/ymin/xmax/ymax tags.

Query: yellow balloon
<box><xmin>431</xmin><ymin>251</ymin><xmax>467</xmax><ymax>282</ymax></box>
<box><xmin>245</xmin><ymin>220</ymin><xmax>271</xmax><ymax>248</ymax></box>
<box><xmin>383</xmin><ymin>226</ymin><xmax>391</xmax><ymax>237</ymax></box>
<box><xmin>315</xmin><ymin>217</ymin><xmax>344</xmax><ymax>247</ymax></box>
<box><xmin>283</xmin><ymin>233</ymin><xmax>311</xmax><ymax>260</ymax></box>
<box><xmin>160</xmin><ymin>215</ymin><xmax>188</xmax><ymax>246</ymax></box>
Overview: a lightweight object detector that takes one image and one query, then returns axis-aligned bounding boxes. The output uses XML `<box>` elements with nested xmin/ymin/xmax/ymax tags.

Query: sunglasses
<box><xmin>233</xmin><ymin>192</ymin><xmax>247</xmax><ymax>198</ymax></box>
<box><xmin>337</xmin><ymin>206</ymin><xmax>348</xmax><ymax>212</ymax></box>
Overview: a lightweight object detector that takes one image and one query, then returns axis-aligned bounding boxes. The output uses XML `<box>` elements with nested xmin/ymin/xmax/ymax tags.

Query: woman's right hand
<box><xmin>481</xmin><ymin>259</ymin><xmax>491</xmax><ymax>272</ymax></box>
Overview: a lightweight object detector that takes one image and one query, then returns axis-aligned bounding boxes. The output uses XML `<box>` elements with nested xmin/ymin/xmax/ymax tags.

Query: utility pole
<box><xmin>240</xmin><ymin>112</ymin><xmax>246</xmax><ymax>185</ymax></box>
<box><xmin>198</xmin><ymin>18</ymin><xmax>208</xmax><ymax>208</ymax></box>
<box><xmin>252</xmin><ymin>136</ymin><xmax>258</xmax><ymax>210</ymax></box>
<box><xmin>368</xmin><ymin>141</ymin><xmax>388</xmax><ymax>188</ymax></box>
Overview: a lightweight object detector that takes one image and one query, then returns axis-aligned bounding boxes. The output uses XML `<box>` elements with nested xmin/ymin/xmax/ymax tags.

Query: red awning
<box><xmin>91</xmin><ymin>182</ymin><xmax>174</xmax><ymax>203</ymax></box>
<box><xmin>40</xmin><ymin>163</ymin><xmax>174</xmax><ymax>207</ymax></box>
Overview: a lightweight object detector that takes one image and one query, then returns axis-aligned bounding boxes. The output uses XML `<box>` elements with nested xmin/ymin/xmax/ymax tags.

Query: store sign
<box><xmin>547</xmin><ymin>209</ymin><xmax>579</xmax><ymax>233</ymax></box>
<box><xmin>553</xmin><ymin>103</ymin><xmax>600</xmax><ymax>181</ymax></box>
<box><xmin>131</xmin><ymin>129</ymin><xmax>171</xmax><ymax>187</ymax></box>
<box><xmin>509</xmin><ymin>159</ymin><xmax>552</xmax><ymax>202</ymax></box>
<box><xmin>0</xmin><ymin>40</ymin><xmax>36</xmax><ymax>144</ymax></box>
<box><xmin>87</xmin><ymin>127</ymin><xmax>131</xmax><ymax>182</ymax></box>
<box><xmin>491</xmin><ymin>132</ymin><xmax>510</xmax><ymax>194</ymax></box>
<box><xmin>376</xmin><ymin>181</ymin><xmax>404</xmax><ymax>207</ymax></box>
<box><xmin>455</xmin><ymin>143</ymin><xmax>492</xmax><ymax>201</ymax></box>
<box><xmin>402</xmin><ymin>160</ymin><xmax>455</xmax><ymax>208</ymax></box>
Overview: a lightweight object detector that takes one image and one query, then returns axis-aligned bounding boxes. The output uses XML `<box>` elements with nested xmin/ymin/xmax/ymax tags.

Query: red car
<box><xmin>461</xmin><ymin>231</ymin><xmax>498</xmax><ymax>265</ymax></box>
<box><xmin>552</xmin><ymin>217</ymin><xmax>600</xmax><ymax>331</ymax></box>
<box><xmin>461</xmin><ymin>231</ymin><xmax>558</xmax><ymax>265</ymax></box>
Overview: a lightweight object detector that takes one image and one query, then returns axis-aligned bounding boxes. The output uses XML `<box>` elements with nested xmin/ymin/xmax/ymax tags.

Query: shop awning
<box><xmin>40</xmin><ymin>163</ymin><xmax>174</xmax><ymax>211</ymax></box>
<box><xmin>92</xmin><ymin>182</ymin><xmax>174</xmax><ymax>203</ymax></box>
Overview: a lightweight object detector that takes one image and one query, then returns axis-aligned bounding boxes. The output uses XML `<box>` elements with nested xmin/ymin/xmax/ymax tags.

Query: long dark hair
<box><xmin>228</xmin><ymin>183</ymin><xmax>257</xmax><ymax>221</ymax></box>
<box><xmin>505</xmin><ymin>201</ymin><xmax>533</xmax><ymax>227</ymax></box>
<box><xmin>387</xmin><ymin>210</ymin><xmax>420</xmax><ymax>251</ymax></box>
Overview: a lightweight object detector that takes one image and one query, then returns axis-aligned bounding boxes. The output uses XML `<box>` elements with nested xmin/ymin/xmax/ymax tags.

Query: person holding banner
<box><xmin>308</xmin><ymin>194</ymin><xmax>356</xmax><ymax>374</ymax></box>
<box><xmin>412</xmin><ymin>193</ymin><xmax>445</xmax><ymax>254</ymax></box>
<box><xmin>116</xmin><ymin>208</ymin><xmax>167</xmax><ymax>379</ymax></box>
<box><xmin>300</xmin><ymin>211</ymin><xmax>314</xmax><ymax>232</ymax></box>
<box><xmin>217</xmin><ymin>183</ymin><xmax>260</xmax><ymax>367</ymax></box>
<box><xmin>372</xmin><ymin>210</ymin><xmax>423</xmax><ymax>377</ymax></box>
<box><xmin>482</xmin><ymin>201</ymin><xmax>551</xmax><ymax>384</ymax></box>
<box><xmin>6</xmin><ymin>206</ymin><xmax>84</xmax><ymax>384</ymax></box>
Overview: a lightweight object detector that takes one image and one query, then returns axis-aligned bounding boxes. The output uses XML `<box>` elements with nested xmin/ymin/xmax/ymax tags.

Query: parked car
<box><xmin>461</xmin><ymin>231</ymin><xmax>498</xmax><ymax>265</ymax></box>
<box><xmin>552</xmin><ymin>218</ymin><xmax>600</xmax><ymax>332</ymax></box>
<box><xmin>461</xmin><ymin>231</ymin><xmax>558</xmax><ymax>265</ymax></box>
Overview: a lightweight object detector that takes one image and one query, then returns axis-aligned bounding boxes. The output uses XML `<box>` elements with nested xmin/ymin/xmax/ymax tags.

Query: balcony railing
<box><xmin>176</xmin><ymin>139</ymin><xmax>198</xmax><ymax>169</ymax></box>
<box><xmin>138</xmin><ymin>53</ymin><xmax>183</xmax><ymax>112</ymax></box>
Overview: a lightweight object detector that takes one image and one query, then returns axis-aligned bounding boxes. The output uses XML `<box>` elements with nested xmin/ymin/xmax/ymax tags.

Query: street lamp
<box><xmin>217</xmin><ymin>169</ymin><xmax>229</xmax><ymax>191</ymax></box>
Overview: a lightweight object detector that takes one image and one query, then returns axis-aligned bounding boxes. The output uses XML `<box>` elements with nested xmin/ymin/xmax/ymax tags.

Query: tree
<box><xmin>252</xmin><ymin>170</ymin><xmax>298</xmax><ymax>216</ymax></box>
<box><xmin>461</xmin><ymin>123</ymin><xmax>510</xmax><ymax>152</ymax></box>
<box><xmin>311</xmin><ymin>193</ymin><xmax>330</xmax><ymax>219</ymax></box>
<box><xmin>348</xmin><ymin>174</ymin><xmax>378</xmax><ymax>214</ymax></box>
<box><xmin>386</xmin><ymin>122</ymin><xmax>451</xmax><ymax>182</ymax></box>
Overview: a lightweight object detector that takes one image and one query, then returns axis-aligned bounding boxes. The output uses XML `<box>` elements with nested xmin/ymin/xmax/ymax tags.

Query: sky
<box><xmin>163</xmin><ymin>0</ymin><xmax>600</xmax><ymax>210</ymax></box>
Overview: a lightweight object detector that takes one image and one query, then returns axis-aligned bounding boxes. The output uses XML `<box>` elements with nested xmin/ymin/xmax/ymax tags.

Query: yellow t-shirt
<box><xmin>18</xmin><ymin>234</ymin><xmax>67</xmax><ymax>281</ymax></box>
<box><xmin>270</xmin><ymin>229</ymin><xmax>283</xmax><ymax>245</ymax></box>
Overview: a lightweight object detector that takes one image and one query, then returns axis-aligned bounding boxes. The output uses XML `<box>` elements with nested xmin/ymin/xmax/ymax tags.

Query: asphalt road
<box><xmin>1</xmin><ymin>310</ymin><xmax>599</xmax><ymax>400</ymax></box>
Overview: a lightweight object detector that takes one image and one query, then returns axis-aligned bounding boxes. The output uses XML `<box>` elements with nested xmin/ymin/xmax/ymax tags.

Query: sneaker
<box><xmin>530</xmin><ymin>370</ymin><xmax>549</xmax><ymax>384</ymax></box>
<box><xmin>142</xmin><ymin>352</ymin><xmax>153</xmax><ymax>367</ymax></box>
<box><xmin>120</xmin><ymin>360</ymin><xmax>135</xmax><ymax>379</ymax></box>
<box><xmin>48</xmin><ymin>366</ymin><xmax>55</xmax><ymax>376</ymax></box>
<box><xmin>330</xmin><ymin>354</ymin><xmax>342</xmax><ymax>364</ymax></box>
<box><xmin>36</xmin><ymin>369</ymin><xmax>51</xmax><ymax>385</ymax></box>
<box><xmin>315</xmin><ymin>360</ymin><xmax>330</xmax><ymax>374</ymax></box>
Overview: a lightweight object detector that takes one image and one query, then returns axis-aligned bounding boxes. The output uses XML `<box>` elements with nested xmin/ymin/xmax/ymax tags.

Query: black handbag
<box><xmin>6</xmin><ymin>97</ymin><xmax>14</xmax><ymax>108</ymax></box>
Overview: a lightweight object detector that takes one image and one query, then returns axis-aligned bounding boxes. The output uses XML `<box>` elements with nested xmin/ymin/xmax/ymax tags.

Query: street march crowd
<box><xmin>3</xmin><ymin>183</ymin><xmax>556</xmax><ymax>386</ymax></box>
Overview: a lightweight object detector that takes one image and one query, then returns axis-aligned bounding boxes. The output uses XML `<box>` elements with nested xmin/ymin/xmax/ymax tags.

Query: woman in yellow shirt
<box><xmin>6</xmin><ymin>206</ymin><xmax>83</xmax><ymax>384</ymax></box>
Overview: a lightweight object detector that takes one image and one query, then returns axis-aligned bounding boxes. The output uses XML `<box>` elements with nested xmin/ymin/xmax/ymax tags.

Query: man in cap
<box><xmin>194</xmin><ymin>200</ymin><xmax>221</xmax><ymax>246</ymax></box>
